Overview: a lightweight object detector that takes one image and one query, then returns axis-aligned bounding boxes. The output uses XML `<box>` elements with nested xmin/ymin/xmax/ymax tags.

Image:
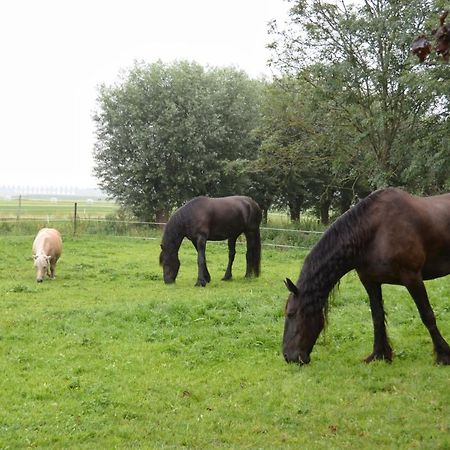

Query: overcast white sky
<box><xmin>0</xmin><ymin>0</ymin><xmax>290</xmax><ymax>188</ymax></box>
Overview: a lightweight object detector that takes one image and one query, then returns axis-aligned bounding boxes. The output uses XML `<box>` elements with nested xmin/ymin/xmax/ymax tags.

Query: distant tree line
<box><xmin>94</xmin><ymin>0</ymin><xmax>449</xmax><ymax>224</ymax></box>
<box><xmin>0</xmin><ymin>185</ymin><xmax>104</xmax><ymax>198</ymax></box>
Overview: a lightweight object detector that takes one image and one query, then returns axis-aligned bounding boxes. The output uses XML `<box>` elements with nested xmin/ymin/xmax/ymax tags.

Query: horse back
<box><xmin>32</xmin><ymin>228</ymin><xmax>63</xmax><ymax>259</ymax></box>
<box><xmin>185</xmin><ymin>196</ymin><xmax>261</xmax><ymax>241</ymax></box>
<box><xmin>360</xmin><ymin>188</ymin><xmax>450</xmax><ymax>281</ymax></box>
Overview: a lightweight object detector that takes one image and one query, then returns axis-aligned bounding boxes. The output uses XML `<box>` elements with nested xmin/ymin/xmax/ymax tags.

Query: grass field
<box><xmin>0</xmin><ymin>197</ymin><xmax>118</xmax><ymax>220</ymax></box>
<box><xmin>1</xmin><ymin>234</ymin><xmax>449</xmax><ymax>449</ymax></box>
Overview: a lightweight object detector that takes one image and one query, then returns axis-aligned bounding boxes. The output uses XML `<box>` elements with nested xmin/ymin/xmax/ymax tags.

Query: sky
<box><xmin>0</xmin><ymin>0</ymin><xmax>290</xmax><ymax>189</ymax></box>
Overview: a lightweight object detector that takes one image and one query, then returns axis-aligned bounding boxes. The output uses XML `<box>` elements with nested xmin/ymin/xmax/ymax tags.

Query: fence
<box><xmin>0</xmin><ymin>199</ymin><xmax>325</xmax><ymax>250</ymax></box>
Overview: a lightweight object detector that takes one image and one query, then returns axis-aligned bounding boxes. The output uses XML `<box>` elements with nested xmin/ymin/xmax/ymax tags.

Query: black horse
<box><xmin>283</xmin><ymin>187</ymin><xmax>450</xmax><ymax>365</ymax></box>
<box><xmin>159</xmin><ymin>196</ymin><xmax>262</xmax><ymax>286</ymax></box>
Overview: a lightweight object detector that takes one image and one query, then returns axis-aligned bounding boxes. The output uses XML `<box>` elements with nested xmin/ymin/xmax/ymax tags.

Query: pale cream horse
<box><xmin>32</xmin><ymin>228</ymin><xmax>63</xmax><ymax>282</ymax></box>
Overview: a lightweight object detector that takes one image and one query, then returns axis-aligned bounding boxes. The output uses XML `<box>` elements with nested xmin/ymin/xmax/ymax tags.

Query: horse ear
<box><xmin>284</xmin><ymin>278</ymin><xmax>299</xmax><ymax>296</ymax></box>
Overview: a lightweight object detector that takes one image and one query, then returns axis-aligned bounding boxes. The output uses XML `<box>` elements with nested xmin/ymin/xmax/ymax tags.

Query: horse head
<box><xmin>159</xmin><ymin>244</ymin><xmax>180</xmax><ymax>284</ymax></box>
<box><xmin>282</xmin><ymin>278</ymin><xmax>325</xmax><ymax>364</ymax></box>
<box><xmin>34</xmin><ymin>254</ymin><xmax>51</xmax><ymax>282</ymax></box>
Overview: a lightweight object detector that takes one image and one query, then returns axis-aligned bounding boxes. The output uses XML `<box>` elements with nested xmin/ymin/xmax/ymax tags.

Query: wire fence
<box><xmin>0</xmin><ymin>199</ymin><xmax>325</xmax><ymax>250</ymax></box>
<box><xmin>0</xmin><ymin>217</ymin><xmax>324</xmax><ymax>250</ymax></box>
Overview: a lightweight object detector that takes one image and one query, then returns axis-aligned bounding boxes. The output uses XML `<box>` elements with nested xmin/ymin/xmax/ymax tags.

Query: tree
<box><xmin>255</xmin><ymin>72</ymin><xmax>367</xmax><ymax>223</ymax></box>
<box><xmin>93</xmin><ymin>61</ymin><xmax>263</xmax><ymax>221</ymax></box>
<box><xmin>269</xmin><ymin>0</ymin><xmax>449</xmax><ymax>191</ymax></box>
<box><xmin>254</xmin><ymin>78</ymin><xmax>318</xmax><ymax>222</ymax></box>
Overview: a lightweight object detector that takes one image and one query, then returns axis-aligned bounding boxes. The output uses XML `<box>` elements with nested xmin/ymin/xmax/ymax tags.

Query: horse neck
<box><xmin>33</xmin><ymin>241</ymin><xmax>47</xmax><ymax>256</ymax></box>
<box><xmin>304</xmin><ymin>247</ymin><xmax>354</xmax><ymax>287</ymax></box>
<box><xmin>300</xmin><ymin>194</ymin><xmax>382</xmax><ymax>314</ymax></box>
<box><xmin>162</xmin><ymin>218</ymin><xmax>185</xmax><ymax>254</ymax></box>
<box><xmin>298</xmin><ymin>233</ymin><xmax>360</xmax><ymax>314</ymax></box>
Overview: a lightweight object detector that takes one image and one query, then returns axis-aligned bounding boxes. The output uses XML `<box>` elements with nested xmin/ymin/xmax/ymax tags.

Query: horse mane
<box><xmin>298</xmin><ymin>189</ymin><xmax>385</xmax><ymax>316</ymax></box>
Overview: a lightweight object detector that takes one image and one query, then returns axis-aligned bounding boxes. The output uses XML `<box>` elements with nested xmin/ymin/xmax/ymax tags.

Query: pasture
<box><xmin>1</xmin><ymin>234</ymin><xmax>449</xmax><ymax>449</ymax></box>
<box><xmin>0</xmin><ymin>197</ymin><xmax>118</xmax><ymax>220</ymax></box>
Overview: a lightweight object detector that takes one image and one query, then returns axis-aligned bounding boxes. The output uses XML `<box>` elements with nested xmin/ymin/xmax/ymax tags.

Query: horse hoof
<box><xmin>436</xmin><ymin>353</ymin><xmax>450</xmax><ymax>365</ymax></box>
<box><xmin>195</xmin><ymin>281</ymin><xmax>206</xmax><ymax>287</ymax></box>
<box><xmin>364</xmin><ymin>352</ymin><xmax>392</xmax><ymax>363</ymax></box>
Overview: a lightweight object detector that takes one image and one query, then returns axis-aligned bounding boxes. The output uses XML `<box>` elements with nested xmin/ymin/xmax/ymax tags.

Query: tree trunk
<box><xmin>288</xmin><ymin>196</ymin><xmax>303</xmax><ymax>222</ymax></box>
<box><xmin>319</xmin><ymin>193</ymin><xmax>332</xmax><ymax>225</ymax></box>
<box><xmin>155</xmin><ymin>209</ymin><xmax>170</xmax><ymax>229</ymax></box>
<box><xmin>262</xmin><ymin>209</ymin><xmax>268</xmax><ymax>224</ymax></box>
<box><xmin>319</xmin><ymin>202</ymin><xmax>330</xmax><ymax>225</ymax></box>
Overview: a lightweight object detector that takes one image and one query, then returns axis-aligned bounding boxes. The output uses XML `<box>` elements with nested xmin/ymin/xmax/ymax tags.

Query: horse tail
<box><xmin>248</xmin><ymin>229</ymin><xmax>261</xmax><ymax>277</ymax></box>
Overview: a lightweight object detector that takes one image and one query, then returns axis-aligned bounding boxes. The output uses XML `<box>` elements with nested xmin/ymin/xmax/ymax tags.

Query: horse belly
<box><xmin>357</xmin><ymin>262</ymin><xmax>405</xmax><ymax>285</ymax></box>
<box><xmin>208</xmin><ymin>231</ymin><xmax>238</xmax><ymax>241</ymax></box>
<box><xmin>207</xmin><ymin>217</ymin><xmax>246</xmax><ymax>241</ymax></box>
<box><xmin>422</xmin><ymin>254</ymin><xmax>450</xmax><ymax>280</ymax></box>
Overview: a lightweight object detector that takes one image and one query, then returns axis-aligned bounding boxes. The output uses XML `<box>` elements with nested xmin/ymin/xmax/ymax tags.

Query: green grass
<box><xmin>0</xmin><ymin>235</ymin><xmax>449</xmax><ymax>449</ymax></box>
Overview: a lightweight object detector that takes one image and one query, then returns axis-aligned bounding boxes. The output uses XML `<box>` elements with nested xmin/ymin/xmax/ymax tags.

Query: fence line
<box><xmin>0</xmin><ymin>216</ymin><xmax>325</xmax><ymax>234</ymax></box>
<box><xmin>116</xmin><ymin>235</ymin><xmax>306</xmax><ymax>250</ymax></box>
<box><xmin>0</xmin><ymin>215</ymin><xmax>324</xmax><ymax>251</ymax></box>
<box><xmin>86</xmin><ymin>235</ymin><xmax>305</xmax><ymax>250</ymax></box>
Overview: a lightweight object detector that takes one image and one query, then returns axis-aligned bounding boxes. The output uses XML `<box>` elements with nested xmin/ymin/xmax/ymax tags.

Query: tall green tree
<box><xmin>255</xmin><ymin>73</ymin><xmax>367</xmax><ymax>223</ymax></box>
<box><xmin>269</xmin><ymin>0</ymin><xmax>449</xmax><ymax>191</ymax></box>
<box><xmin>255</xmin><ymin>78</ymin><xmax>322</xmax><ymax>222</ymax></box>
<box><xmin>93</xmin><ymin>61</ymin><xmax>262</xmax><ymax>221</ymax></box>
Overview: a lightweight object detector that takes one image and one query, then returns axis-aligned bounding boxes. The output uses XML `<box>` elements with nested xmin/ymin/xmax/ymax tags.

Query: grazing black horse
<box><xmin>159</xmin><ymin>196</ymin><xmax>262</xmax><ymax>286</ymax></box>
<box><xmin>283</xmin><ymin>187</ymin><xmax>450</xmax><ymax>365</ymax></box>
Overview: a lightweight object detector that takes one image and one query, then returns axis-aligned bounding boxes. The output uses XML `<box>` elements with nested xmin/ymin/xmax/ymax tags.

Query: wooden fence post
<box><xmin>17</xmin><ymin>195</ymin><xmax>22</xmax><ymax>220</ymax></box>
<box><xmin>73</xmin><ymin>202</ymin><xmax>78</xmax><ymax>236</ymax></box>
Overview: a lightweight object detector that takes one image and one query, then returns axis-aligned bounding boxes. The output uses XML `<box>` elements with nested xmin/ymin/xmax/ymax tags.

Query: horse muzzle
<box><xmin>283</xmin><ymin>350</ymin><xmax>311</xmax><ymax>365</ymax></box>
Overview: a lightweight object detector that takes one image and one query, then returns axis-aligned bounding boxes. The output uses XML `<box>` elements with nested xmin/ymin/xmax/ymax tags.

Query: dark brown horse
<box><xmin>283</xmin><ymin>188</ymin><xmax>450</xmax><ymax>365</ymax></box>
<box><xmin>159</xmin><ymin>196</ymin><xmax>262</xmax><ymax>286</ymax></box>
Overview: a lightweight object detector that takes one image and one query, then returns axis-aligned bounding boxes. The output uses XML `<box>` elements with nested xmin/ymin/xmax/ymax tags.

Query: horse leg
<box><xmin>244</xmin><ymin>230</ymin><xmax>261</xmax><ymax>278</ymax></box>
<box><xmin>50</xmin><ymin>261</ymin><xmax>56</xmax><ymax>279</ymax></box>
<box><xmin>192</xmin><ymin>240</ymin><xmax>211</xmax><ymax>284</ymax></box>
<box><xmin>194</xmin><ymin>235</ymin><xmax>210</xmax><ymax>287</ymax></box>
<box><xmin>360</xmin><ymin>278</ymin><xmax>393</xmax><ymax>363</ymax></box>
<box><xmin>405</xmin><ymin>277</ymin><xmax>450</xmax><ymax>365</ymax></box>
<box><xmin>222</xmin><ymin>237</ymin><xmax>236</xmax><ymax>281</ymax></box>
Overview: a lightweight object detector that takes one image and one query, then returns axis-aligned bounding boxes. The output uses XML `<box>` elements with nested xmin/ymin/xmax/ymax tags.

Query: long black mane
<box><xmin>297</xmin><ymin>189</ymin><xmax>384</xmax><ymax>315</ymax></box>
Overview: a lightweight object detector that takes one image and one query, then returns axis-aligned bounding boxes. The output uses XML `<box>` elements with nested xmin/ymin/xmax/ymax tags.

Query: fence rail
<box><xmin>0</xmin><ymin>198</ymin><xmax>327</xmax><ymax>249</ymax></box>
<box><xmin>0</xmin><ymin>216</ymin><xmax>324</xmax><ymax>250</ymax></box>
